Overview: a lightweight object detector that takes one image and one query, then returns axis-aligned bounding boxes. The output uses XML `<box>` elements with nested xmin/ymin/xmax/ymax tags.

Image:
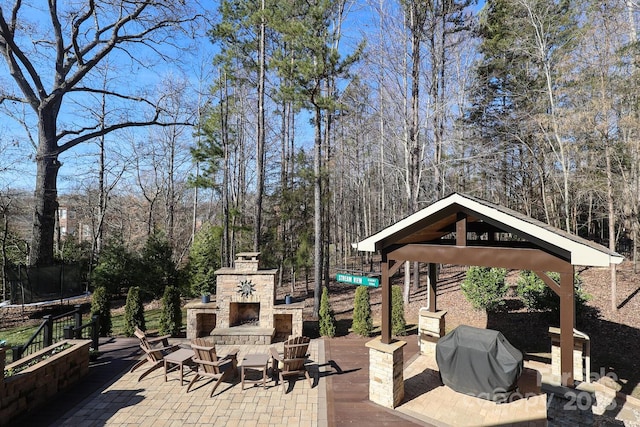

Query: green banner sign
<box><xmin>336</xmin><ymin>273</ymin><xmax>379</xmax><ymax>287</ymax></box>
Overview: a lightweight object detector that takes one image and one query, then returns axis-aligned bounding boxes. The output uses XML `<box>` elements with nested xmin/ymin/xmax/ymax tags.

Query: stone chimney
<box><xmin>234</xmin><ymin>252</ymin><xmax>260</xmax><ymax>272</ymax></box>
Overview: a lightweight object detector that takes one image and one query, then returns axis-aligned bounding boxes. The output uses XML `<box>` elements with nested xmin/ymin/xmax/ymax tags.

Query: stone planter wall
<box><xmin>0</xmin><ymin>339</ymin><xmax>91</xmax><ymax>425</ymax></box>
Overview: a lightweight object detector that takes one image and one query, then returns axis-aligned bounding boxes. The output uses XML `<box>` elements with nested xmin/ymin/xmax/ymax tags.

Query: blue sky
<box><xmin>0</xmin><ymin>0</ymin><xmax>485</xmax><ymax>195</ymax></box>
<box><xmin>0</xmin><ymin>1</ymin><xmax>217</xmax><ymax>194</ymax></box>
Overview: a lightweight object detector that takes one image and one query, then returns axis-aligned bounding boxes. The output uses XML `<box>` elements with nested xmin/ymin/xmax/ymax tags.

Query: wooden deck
<box><xmin>324</xmin><ymin>335</ymin><xmax>427</xmax><ymax>426</ymax></box>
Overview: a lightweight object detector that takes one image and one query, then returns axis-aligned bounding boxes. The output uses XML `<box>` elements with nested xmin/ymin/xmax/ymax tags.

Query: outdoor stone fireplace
<box><xmin>186</xmin><ymin>252</ymin><xmax>303</xmax><ymax>345</ymax></box>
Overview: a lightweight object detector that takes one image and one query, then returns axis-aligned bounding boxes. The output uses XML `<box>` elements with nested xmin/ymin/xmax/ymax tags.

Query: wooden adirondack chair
<box><xmin>130</xmin><ymin>327</ymin><xmax>180</xmax><ymax>381</ymax></box>
<box><xmin>186</xmin><ymin>338</ymin><xmax>239</xmax><ymax>397</ymax></box>
<box><xmin>269</xmin><ymin>336</ymin><xmax>312</xmax><ymax>392</ymax></box>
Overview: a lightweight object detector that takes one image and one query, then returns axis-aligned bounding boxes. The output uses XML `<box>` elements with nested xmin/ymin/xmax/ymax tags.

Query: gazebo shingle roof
<box><xmin>354</xmin><ymin>192</ymin><xmax>623</xmax><ymax>268</ymax></box>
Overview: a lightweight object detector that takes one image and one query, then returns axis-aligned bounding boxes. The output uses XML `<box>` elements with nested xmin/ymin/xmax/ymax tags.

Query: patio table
<box><xmin>240</xmin><ymin>353</ymin><xmax>270</xmax><ymax>390</ymax></box>
<box><xmin>164</xmin><ymin>348</ymin><xmax>196</xmax><ymax>386</ymax></box>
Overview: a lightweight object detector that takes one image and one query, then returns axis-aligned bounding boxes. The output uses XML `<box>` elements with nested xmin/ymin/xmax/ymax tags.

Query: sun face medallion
<box><xmin>237</xmin><ymin>279</ymin><xmax>255</xmax><ymax>297</ymax></box>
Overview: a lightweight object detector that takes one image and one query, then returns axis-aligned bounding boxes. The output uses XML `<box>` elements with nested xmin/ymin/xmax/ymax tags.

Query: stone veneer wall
<box><xmin>208</xmin><ymin>253</ymin><xmax>304</xmax><ymax>345</ymax></box>
<box><xmin>273</xmin><ymin>306</ymin><xmax>304</xmax><ymax>338</ymax></box>
<box><xmin>418</xmin><ymin>309</ymin><xmax>446</xmax><ymax>356</ymax></box>
<box><xmin>366</xmin><ymin>338</ymin><xmax>407</xmax><ymax>408</ymax></box>
<box><xmin>185</xmin><ymin>301</ymin><xmax>217</xmax><ymax>339</ymax></box>
<box><xmin>214</xmin><ymin>252</ymin><xmax>278</xmax><ymax>330</ymax></box>
<box><xmin>215</xmin><ymin>270</ymin><xmax>278</xmax><ymax>329</ymax></box>
<box><xmin>212</xmin><ymin>330</ymin><xmax>275</xmax><ymax>346</ymax></box>
<box><xmin>549</xmin><ymin>327</ymin><xmax>589</xmax><ymax>383</ymax></box>
<box><xmin>0</xmin><ymin>340</ymin><xmax>91</xmax><ymax>425</ymax></box>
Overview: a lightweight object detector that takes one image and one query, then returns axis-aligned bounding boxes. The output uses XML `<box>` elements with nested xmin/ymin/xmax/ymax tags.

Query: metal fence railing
<box><xmin>11</xmin><ymin>304</ymin><xmax>99</xmax><ymax>362</ymax></box>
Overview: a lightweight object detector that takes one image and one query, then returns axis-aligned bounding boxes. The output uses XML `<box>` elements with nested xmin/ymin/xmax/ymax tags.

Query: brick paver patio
<box><xmin>53</xmin><ymin>340</ymin><xmax>326</xmax><ymax>427</ymax></box>
<box><xmin>24</xmin><ymin>336</ymin><xmax>640</xmax><ymax>427</ymax></box>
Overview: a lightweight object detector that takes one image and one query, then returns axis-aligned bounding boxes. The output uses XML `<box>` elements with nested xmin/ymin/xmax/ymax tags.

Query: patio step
<box><xmin>211</xmin><ymin>326</ymin><xmax>275</xmax><ymax>345</ymax></box>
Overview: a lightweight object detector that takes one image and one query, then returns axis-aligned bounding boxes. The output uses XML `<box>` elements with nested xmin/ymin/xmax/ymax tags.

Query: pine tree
<box><xmin>461</xmin><ymin>266</ymin><xmax>508</xmax><ymax>312</ymax></box>
<box><xmin>91</xmin><ymin>237</ymin><xmax>136</xmax><ymax>297</ymax></box>
<box><xmin>351</xmin><ymin>286</ymin><xmax>373</xmax><ymax>337</ymax></box>
<box><xmin>319</xmin><ymin>286</ymin><xmax>336</xmax><ymax>337</ymax></box>
<box><xmin>124</xmin><ymin>286</ymin><xmax>145</xmax><ymax>337</ymax></box>
<box><xmin>139</xmin><ymin>230</ymin><xmax>177</xmax><ymax>299</ymax></box>
<box><xmin>188</xmin><ymin>223</ymin><xmax>222</xmax><ymax>296</ymax></box>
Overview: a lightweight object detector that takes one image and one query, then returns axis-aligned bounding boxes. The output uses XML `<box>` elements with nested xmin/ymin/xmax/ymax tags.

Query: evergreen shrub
<box><xmin>91</xmin><ymin>238</ymin><xmax>137</xmax><ymax>297</ymax></box>
<box><xmin>90</xmin><ymin>285</ymin><xmax>112</xmax><ymax>337</ymax></box>
<box><xmin>391</xmin><ymin>285</ymin><xmax>407</xmax><ymax>336</ymax></box>
<box><xmin>124</xmin><ymin>286</ymin><xmax>145</xmax><ymax>336</ymax></box>
<box><xmin>319</xmin><ymin>286</ymin><xmax>336</xmax><ymax>337</ymax></box>
<box><xmin>159</xmin><ymin>285</ymin><xmax>182</xmax><ymax>336</ymax></box>
<box><xmin>187</xmin><ymin>223</ymin><xmax>222</xmax><ymax>297</ymax></box>
<box><xmin>461</xmin><ymin>266</ymin><xmax>508</xmax><ymax>312</ymax></box>
<box><xmin>139</xmin><ymin>230</ymin><xmax>177</xmax><ymax>299</ymax></box>
<box><xmin>352</xmin><ymin>286</ymin><xmax>373</xmax><ymax>337</ymax></box>
<box><xmin>516</xmin><ymin>270</ymin><xmax>590</xmax><ymax>313</ymax></box>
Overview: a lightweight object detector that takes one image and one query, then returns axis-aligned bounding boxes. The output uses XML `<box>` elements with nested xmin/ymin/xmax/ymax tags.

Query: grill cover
<box><xmin>436</xmin><ymin>325</ymin><xmax>523</xmax><ymax>401</ymax></box>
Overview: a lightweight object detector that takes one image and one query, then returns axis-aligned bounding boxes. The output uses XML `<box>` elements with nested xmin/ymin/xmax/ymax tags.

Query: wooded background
<box><xmin>0</xmin><ymin>1</ymin><xmax>638</xmax><ymax>313</ymax></box>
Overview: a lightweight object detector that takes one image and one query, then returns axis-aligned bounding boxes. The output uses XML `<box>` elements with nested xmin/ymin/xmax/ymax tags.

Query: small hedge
<box><xmin>319</xmin><ymin>287</ymin><xmax>336</xmax><ymax>337</ymax></box>
<box><xmin>90</xmin><ymin>286</ymin><xmax>112</xmax><ymax>337</ymax></box>
<box><xmin>352</xmin><ymin>286</ymin><xmax>373</xmax><ymax>337</ymax></box>
<box><xmin>159</xmin><ymin>285</ymin><xmax>182</xmax><ymax>336</ymax></box>
<box><xmin>461</xmin><ymin>266</ymin><xmax>509</xmax><ymax>312</ymax></box>
<box><xmin>124</xmin><ymin>286</ymin><xmax>145</xmax><ymax>336</ymax></box>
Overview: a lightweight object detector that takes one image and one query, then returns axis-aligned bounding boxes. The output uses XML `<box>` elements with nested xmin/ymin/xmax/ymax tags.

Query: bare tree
<box><xmin>0</xmin><ymin>1</ymin><xmax>203</xmax><ymax>266</ymax></box>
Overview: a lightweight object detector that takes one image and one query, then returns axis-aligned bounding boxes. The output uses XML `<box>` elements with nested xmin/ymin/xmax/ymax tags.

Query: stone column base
<box><xmin>548</xmin><ymin>327</ymin><xmax>590</xmax><ymax>383</ymax></box>
<box><xmin>366</xmin><ymin>338</ymin><xmax>407</xmax><ymax>408</ymax></box>
<box><xmin>419</xmin><ymin>309</ymin><xmax>446</xmax><ymax>356</ymax></box>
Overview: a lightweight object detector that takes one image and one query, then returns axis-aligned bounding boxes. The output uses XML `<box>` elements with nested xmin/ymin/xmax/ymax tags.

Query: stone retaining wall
<box><xmin>0</xmin><ymin>340</ymin><xmax>90</xmax><ymax>425</ymax></box>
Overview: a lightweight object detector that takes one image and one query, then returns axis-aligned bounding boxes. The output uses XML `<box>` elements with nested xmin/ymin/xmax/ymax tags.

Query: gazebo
<box><xmin>353</xmin><ymin>193</ymin><xmax>623</xmax><ymax>408</ymax></box>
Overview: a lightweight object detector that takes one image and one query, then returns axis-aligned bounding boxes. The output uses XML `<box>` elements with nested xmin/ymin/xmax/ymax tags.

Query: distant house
<box><xmin>57</xmin><ymin>198</ymin><xmax>92</xmax><ymax>244</ymax></box>
<box><xmin>57</xmin><ymin>206</ymin><xmax>77</xmax><ymax>239</ymax></box>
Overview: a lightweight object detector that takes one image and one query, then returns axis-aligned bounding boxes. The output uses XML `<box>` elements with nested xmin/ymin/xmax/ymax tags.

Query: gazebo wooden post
<box><xmin>381</xmin><ymin>254</ymin><xmax>392</xmax><ymax>344</ymax></box>
<box><xmin>559</xmin><ymin>269</ymin><xmax>575</xmax><ymax>387</ymax></box>
<box><xmin>427</xmin><ymin>263</ymin><xmax>437</xmax><ymax>312</ymax></box>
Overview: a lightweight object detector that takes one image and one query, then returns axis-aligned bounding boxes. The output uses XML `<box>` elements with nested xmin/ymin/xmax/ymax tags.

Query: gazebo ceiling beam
<box><xmin>384</xmin><ymin>244</ymin><xmax>573</xmax><ymax>273</ymax></box>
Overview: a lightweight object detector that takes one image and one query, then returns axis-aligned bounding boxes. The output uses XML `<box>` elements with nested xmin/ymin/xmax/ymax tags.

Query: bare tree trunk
<box><xmin>166</xmin><ymin>128</ymin><xmax>176</xmax><ymax>244</ymax></box>
<box><xmin>605</xmin><ymin>144</ymin><xmax>617</xmax><ymax>311</ymax></box>
<box><xmin>222</xmin><ymin>72</ymin><xmax>231</xmax><ymax>268</ymax></box>
<box><xmin>1</xmin><ymin>200</ymin><xmax>11</xmax><ymax>302</ymax></box>
<box><xmin>31</xmin><ymin>111</ymin><xmax>61</xmax><ymax>266</ymax></box>
<box><xmin>627</xmin><ymin>0</ymin><xmax>640</xmax><ymax>273</ymax></box>
<box><xmin>192</xmin><ymin>162</ymin><xmax>199</xmax><ymax>242</ymax></box>
<box><xmin>94</xmin><ymin>84</ymin><xmax>108</xmax><ymax>264</ymax></box>
<box><xmin>313</xmin><ymin>103</ymin><xmax>323</xmax><ymax>318</ymax></box>
<box><xmin>253</xmin><ymin>0</ymin><xmax>266</xmax><ymax>252</ymax></box>
<box><xmin>403</xmin><ymin>262</ymin><xmax>411</xmax><ymax>305</ymax></box>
